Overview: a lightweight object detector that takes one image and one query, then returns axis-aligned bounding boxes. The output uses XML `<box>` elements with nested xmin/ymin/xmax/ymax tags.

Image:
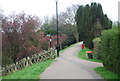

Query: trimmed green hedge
<box><xmin>100</xmin><ymin>28</ymin><xmax>120</xmax><ymax>75</ymax></box>
<box><xmin>93</xmin><ymin>37</ymin><xmax>101</xmax><ymax>59</ymax></box>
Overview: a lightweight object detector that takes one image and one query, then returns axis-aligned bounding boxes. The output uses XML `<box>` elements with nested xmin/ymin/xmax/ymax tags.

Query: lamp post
<box><xmin>50</xmin><ymin>35</ymin><xmax>52</xmax><ymax>48</ymax></box>
<box><xmin>56</xmin><ymin>0</ymin><xmax>60</xmax><ymax>57</ymax></box>
<box><xmin>47</xmin><ymin>34</ymin><xmax>52</xmax><ymax>48</ymax></box>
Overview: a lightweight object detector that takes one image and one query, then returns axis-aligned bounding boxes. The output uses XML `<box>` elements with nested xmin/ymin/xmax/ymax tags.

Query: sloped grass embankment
<box><xmin>77</xmin><ymin>47</ymin><xmax>101</xmax><ymax>62</ymax></box>
<box><xmin>1</xmin><ymin>60</ymin><xmax>53</xmax><ymax>79</ymax></box>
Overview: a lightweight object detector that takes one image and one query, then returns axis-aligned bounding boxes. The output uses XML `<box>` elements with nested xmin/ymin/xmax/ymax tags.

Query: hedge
<box><xmin>100</xmin><ymin>28</ymin><xmax>120</xmax><ymax>75</ymax></box>
<box><xmin>93</xmin><ymin>37</ymin><xmax>101</xmax><ymax>59</ymax></box>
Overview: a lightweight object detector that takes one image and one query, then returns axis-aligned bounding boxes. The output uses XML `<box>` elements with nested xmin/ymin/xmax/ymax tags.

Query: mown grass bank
<box><xmin>95</xmin><ymin>67</ymin><xmax>120</xmax><ymax>80</ymax></box>
<box><xmin>1</xmin><ymin>60</ymin><xmax>53</xmax><ymax>79</ymax></box>
<box><xmin>77</xmin><ymin>47</ymin><xmax>101</xmax><ymax>62</ymax></box>
<box><xmin>60</xmin><ymin>42</ymin><xmax>78</xmax><ymax>53</ymax></box>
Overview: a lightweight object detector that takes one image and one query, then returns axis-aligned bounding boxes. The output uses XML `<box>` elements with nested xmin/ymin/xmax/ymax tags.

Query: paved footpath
<box><xmin>40</xmin><ymin>42</ymin><xmax>103</xmax><ymax>79</ymax></box>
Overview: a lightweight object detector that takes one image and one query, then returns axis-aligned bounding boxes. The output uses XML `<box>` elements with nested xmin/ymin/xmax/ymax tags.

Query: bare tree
<box><xmin>65</xmin><ymin>4</ymin><xmax>80</xmax><ymax>42</ymax></box>
<box><xmin>65</xmin><ymin>4</ymin><xmax>79</xmax><ymax>24</ymax></box>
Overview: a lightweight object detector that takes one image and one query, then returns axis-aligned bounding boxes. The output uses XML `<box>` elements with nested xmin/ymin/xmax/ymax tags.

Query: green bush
<box><xmin>100</xmin><ymin>28</ymin><xmax>120</xmax><ymax>75</ymax></box>
<box><xmin>93</xmin><ymin>37</ymin><xmax>101</xmax><ymax>59</ymax></box>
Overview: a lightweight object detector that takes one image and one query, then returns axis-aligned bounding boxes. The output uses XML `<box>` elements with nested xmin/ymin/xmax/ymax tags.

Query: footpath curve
<box><xmin>40</xmin><ymin>42</ymin><xmax>103</xmax><ymax>79</ymax></box>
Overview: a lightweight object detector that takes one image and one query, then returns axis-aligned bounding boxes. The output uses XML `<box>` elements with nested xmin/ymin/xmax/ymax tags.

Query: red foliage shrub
<box><xmin>2</xmin><ymin>12</ymin><xmax>67</xmax><ymax>64</ymax></box>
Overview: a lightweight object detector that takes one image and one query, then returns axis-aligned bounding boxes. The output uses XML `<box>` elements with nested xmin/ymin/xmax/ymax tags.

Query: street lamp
<box><xmin>56</xmin><ymin>0</ymin><xmax>60</xmax><ymax>57</ymax></box>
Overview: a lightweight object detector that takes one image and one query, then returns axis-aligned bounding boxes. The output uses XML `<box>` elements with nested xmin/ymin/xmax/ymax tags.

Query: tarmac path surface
<box><xmin>40</xmin><ymin>42</ymin><xmax>103</xmax><ymax>79</ymax></box>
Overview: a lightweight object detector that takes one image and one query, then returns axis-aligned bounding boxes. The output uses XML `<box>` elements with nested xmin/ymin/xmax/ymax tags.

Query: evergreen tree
<box><xmin>75</xmin><ymin>2</ymin><xmax>112</xmax><ymax>49</ymax></box>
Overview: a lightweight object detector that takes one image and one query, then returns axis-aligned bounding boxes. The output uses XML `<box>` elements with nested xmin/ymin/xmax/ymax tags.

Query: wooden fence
<box><xmin>0</xmin><ymin>48</ymin><xmax>56</xmax><ymax>77</ymax></box>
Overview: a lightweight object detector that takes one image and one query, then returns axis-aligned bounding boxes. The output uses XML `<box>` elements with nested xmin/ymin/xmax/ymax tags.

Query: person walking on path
<box><xmin>40</xmin><ymin>42</ymin><xmax>103</xmax><ymax>79</ymax></box>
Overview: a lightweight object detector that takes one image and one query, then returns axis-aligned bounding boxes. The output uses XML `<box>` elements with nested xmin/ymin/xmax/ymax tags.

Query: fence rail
<box><xmin>0</xmin><ymin>49</ymin><xmax>56</xmax><ymax>77</ymax></box>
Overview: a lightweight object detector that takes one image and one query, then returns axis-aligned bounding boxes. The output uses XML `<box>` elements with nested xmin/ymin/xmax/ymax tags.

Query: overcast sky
<box><xmin>0</xmin><ymin>0</ymin><xmax>119</xmax><ymax>22</ymax></box>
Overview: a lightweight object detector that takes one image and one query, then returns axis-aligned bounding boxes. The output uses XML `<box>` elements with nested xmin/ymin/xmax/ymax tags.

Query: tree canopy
<box><xmin>75</xmin><ymin>3</ymin><xmax>112</xmax><ymax>49</ymax></box>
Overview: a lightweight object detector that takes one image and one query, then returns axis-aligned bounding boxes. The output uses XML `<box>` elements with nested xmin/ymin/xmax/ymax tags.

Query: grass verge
<box><xmin>1</xmin><ymin>59</ymin><xmax>53</xmax><ymax>79</ymax></box>
<box><xmin>77</xmin><ymin>47</ymin><xmax>102</xmax><ymax>63</ymax></box>
<box><xmin>60</xmin><ymin>42</ymin><xmax>78</xmax><ymax>53</ymax></box>
<box><xmin>95</xmin><ymin>67</ymin><xmax>120</xmax><ymax>80</ymax></box>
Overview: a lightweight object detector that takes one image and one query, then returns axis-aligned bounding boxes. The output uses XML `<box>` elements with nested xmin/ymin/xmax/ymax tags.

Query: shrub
<box><xmin>93</xmin><ymin>37</ymin><xmax>101</xmax><ymax>59</ymax></box>
<box><xmin>100</xmin><ymin>28</ymin><xmax>120</xmax><ymax>75</ymax></box>
<box><xmin>2</xmin><ymin>12</ymin><xmax>68</xmax><ymax>66</ymax></box>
